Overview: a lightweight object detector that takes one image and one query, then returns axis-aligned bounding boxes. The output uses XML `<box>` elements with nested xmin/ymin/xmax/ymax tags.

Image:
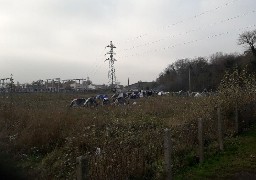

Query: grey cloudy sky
<box><xmin>0</xmin><ymin>0</ymin><xmax>255</xmax><ymax>85</ymax></box>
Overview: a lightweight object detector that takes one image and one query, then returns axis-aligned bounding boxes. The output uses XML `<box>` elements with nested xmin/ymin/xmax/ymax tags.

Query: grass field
<box><xmin>0</xmin><ymin>91</ymin><xmax>255</xmax><ymax>179</ymax></box>
<box><xmin>175</xmin><ymin>124</ymin><xmax>256</xmax><ymax>179</ymax></box>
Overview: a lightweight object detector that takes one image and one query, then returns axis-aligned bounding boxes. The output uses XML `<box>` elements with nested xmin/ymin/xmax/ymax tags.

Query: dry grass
<box><xmin>0</xmin><ymin>87</ymin><xmax>255</xmax><ymax>179</ymax></box>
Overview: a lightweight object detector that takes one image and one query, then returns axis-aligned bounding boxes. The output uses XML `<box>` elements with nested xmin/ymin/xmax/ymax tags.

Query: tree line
<box><xmin>155</xmin><ymin>29</ymin><xmax>256</xmax><ymax>92</ymax></box>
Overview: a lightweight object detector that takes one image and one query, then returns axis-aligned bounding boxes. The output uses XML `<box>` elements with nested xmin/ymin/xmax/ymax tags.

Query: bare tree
<box><xmin>238</xmin><ymin>29</ymin><xmax>256</xmax><ymax>57</ymax></box>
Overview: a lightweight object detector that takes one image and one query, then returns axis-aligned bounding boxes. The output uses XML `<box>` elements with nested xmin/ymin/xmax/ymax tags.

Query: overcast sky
<box><xmin>0</xmin><ymin>0</ymin><xmax>255</xmax><ymax>85</ymax></box>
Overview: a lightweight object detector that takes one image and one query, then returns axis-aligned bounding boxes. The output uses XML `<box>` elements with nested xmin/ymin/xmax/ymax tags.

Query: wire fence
<box><xmin>76</xmin><ymin>99</ymin><xmax>256</xmax><ymax>180</ymax></box>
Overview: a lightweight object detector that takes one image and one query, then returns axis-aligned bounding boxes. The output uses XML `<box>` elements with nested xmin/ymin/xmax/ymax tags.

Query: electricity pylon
<box><xmin>105</xmin><ymin>41</ymin><xmax>117</xmax><ymax>89</ymax></box>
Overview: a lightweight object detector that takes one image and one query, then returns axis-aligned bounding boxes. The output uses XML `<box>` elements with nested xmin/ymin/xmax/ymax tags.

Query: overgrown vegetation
<box><xmin>175</xmin><ymin>124</ymin><xmax>256</xmax><ymax>179</ymax></box>
<box><xmin>156</xmin><ymin>51</ymin><xmax>256</xmax><ymax>92</ymax></box>
<box><xmin>1</xmin><ymin>28</ymin><xmax>256</xmax><ymax>178</ymax></box>
<box><xmin>0</xmin><ymin>66</ymin><xmax>256</xmax><ymax>179</ymax></box>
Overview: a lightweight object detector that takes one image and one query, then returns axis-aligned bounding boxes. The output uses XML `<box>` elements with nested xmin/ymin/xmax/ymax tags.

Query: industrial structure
<box><xmin>0</xmin><ymin>41</ymin><xmax>122</xmax><ymax>93</ymax></box>
<box><xmin>105</xmin><ymin>41</ymin><xmax>117</xmax><ymax>90</ymax></box>
<box><xmin>0</xmin><ymin>76</ymin><xmax>109</xmax><ymax>93</ymax></box>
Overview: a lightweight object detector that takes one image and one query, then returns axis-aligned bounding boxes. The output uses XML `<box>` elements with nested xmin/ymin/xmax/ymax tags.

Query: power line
<box><xmin>163</xmin><ymin>0</ymin><xmax>240</xmax><ymax>30</ymax></box>
<box><xmin>119</xmin><ymin>10</ymin><xmax>255</xmax><ymax>53</ymax></box>
<box><xmin>117</xmin><ymin>24</ymin><xmax>256</xmax><ymax>59</ymax></box>
<box><xmin>86</xmin><ymin>47</ymin><xmax>106</xmax><ymax>83</ymax></box>
<box><xmin>115</xmin><ymin>0</ymin><xmax>240</xmax><ymax>46</ymax></box>
<box><xmin>89</xmin><ymin>0</ymin><xmax>243</xmax><ymax>84</ymax></box>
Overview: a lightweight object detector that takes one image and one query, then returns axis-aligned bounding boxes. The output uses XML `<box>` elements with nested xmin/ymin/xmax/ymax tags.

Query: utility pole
<box><xmin>105</xmin><ymin>41</ymin><xmax>117</xmax><ymax>90</ymax></box>
<box><xmin>189</xmin><ymin>67</ymin><xmax>191</xmax><ymax>92</ymax></box>
<box><xmin>189</xmin><ymin>64</ymin><xmax>192</xmax><ymax>93</ymax></box>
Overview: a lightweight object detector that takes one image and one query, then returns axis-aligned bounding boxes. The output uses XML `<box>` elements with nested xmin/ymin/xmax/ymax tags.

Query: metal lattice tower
<box><xmin>105</xmin><ymin>41</ymin><xmax>117</xmax><ymax>88</ymax></box>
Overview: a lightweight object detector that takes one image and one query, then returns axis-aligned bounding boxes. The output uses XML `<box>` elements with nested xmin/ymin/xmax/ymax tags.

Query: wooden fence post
<box><xmin>198</xmin><ymin>118</ymin><xmax>204</xmax><ymax>163</ymax></box>
<box><xmin>235</xmin><ymin>103</ymin><xmax>239</xmax><ymax>135</ymax></box>
<box><xmin>164</xmin><ymin>128</ymin><xmax>172</xmax><ymax>180</ymax></box>
<box><xmin>76</xmin><ymin>156</ymin><xmax>88</xmax><ymax>180</ymax></box>
<box><xmin>217</xmin><ymin>107</ymin><xmax>224</xmax><ymax>151</ymax></box>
